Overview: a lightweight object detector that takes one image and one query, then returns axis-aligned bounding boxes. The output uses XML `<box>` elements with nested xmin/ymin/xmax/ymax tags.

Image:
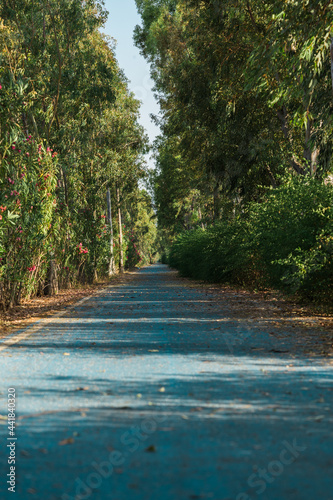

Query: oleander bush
<box><xmin>0</xmin><ymin>1</ymin><xmax>157</xmax><ymax>310</ymax></box>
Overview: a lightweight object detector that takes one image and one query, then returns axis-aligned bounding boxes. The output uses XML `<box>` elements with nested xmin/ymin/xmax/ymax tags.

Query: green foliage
<box><xmin>0</xmin><ymin>134</ymin><xmax>59</xmax><ymax>301</ymax></box>
<box><xmin>168</xmin><ymin>216</ymin><xmax>256</xmax><ymax>285</ymax></box>
<box><xmin>136</xmin><ymin>0</ymin><xmax>333</xmax><ymax>224</ymax></box>
<box><xmin>0</xmin><ymin>1</ymin><xmax>157</xmax><ymax>310</ymax></box>
<box><xmin>124</xmin><ymin>189</ymin><xmax>158</xmax><ymax>267</ymax></box>
<box><xmin>250</xmin><ymin>177</ymin><xmax>333</xmax><ymax>300</ymax></box>
<box><xmin>135</xmin><ymin>0</ymin><xmax>333</xmax><ymax>305</ymax></box>
<box><xmin>169</xmin><ymin>177</ymin><xmax>333</xmax><ymax>303</ymax></box>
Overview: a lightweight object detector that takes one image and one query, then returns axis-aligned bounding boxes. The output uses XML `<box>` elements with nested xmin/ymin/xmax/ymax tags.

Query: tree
<box><xmin>0</xmin><ymin>0</ymin><xmax>155</xmax><ymax>309</ymax></box>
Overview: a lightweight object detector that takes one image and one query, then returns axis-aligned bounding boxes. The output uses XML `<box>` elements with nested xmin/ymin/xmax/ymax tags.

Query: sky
<box><xmin>102</xmin><ymin>0</ymin><xmax>160</xmax><ymax>168</ymax></box>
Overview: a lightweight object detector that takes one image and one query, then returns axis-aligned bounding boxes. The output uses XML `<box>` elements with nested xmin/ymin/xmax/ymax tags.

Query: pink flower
<box><xmin>27</xmin><ymin>265</ymin><xmax>36</xmax><ymax>272</ymax></box>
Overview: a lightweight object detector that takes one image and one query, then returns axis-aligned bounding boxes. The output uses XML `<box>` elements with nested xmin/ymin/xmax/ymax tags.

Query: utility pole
<box><xmin>107</xmin><ymin>186</ymin><xmax>115</xmax><ymax>276</ymax></box>
<box><xmin>116</xmin><ymin>184</ymin><xmax>124</xmax><ymax>273</ymax></box>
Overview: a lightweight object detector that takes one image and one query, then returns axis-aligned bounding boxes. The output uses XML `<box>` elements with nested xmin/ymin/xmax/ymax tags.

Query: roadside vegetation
<box><xmin>0</xmin><ymin>0</ymin><xmax>158</xmax><ymax>311</ymax></box>
<box><xmin>136</xmin><ymin>0</ymin><xmax>333</xmax><ymax>304</ymax></box>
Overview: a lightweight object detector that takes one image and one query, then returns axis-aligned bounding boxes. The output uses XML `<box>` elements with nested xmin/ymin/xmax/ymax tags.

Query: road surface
<box><xmin>0</xmin><ymin>264</ymin><xmax>332</xmax><ymax>500</ymax></box>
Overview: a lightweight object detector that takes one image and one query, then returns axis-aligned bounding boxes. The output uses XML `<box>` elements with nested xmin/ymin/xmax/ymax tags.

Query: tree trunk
<box><xmin>16</xmin><ymin>282</ymin><xmax>22</xmax><ymax>306</ymax></box>
<box><xmin>46</xmin><ymin>258</ymin><xmax>58</xmax><ymax>296</ymax></box>
<box><xmin>116</xmin><ymin>185</ymin><xmax>124</xmax><ymax>274</ymax></box>
<box><xmin>9</xmin><ymin>282</ymin><xmax>17</xmax><ymax>309</ymax></box>
<box><xmin>213</xmin><ymin>182</ymin><xmax>219</xmax><ymax>220</ymax></box>
<box><xmin>266</xmin><ymin>164</ymin><xmax>277</xmax><ymax>188</ymax></box>
<box><xmin>331</xmin><ymin>37</ymin><xmax>333</xmax><ymax>94</ymax></box>
<box><xmin>0</xmin><ymin>283</ymin><xmax>6</xmax><ymax>311</ymax></box>
<box><xmin>197</xmin><ymin>206</ymin><xmax>205</xmax><ymax>229</ymax></box>
<box><xmin>303</xmin><ymin>117</ymin><xmax>319</xmax><ymax>175</ymax></box>
<box><xmin>303</xmin><ymin>117</ymin><xmax>313</xmax><ymax>173</ymax></box>
<box><xmin>107</xmin><ymin>186</ymin><xmax>115</xmax><ymax>276</ymax></box>
<box><xmin>277</xmin><ymin>107</ymin><xmax>305</xmax><ymax>175</ymax></box>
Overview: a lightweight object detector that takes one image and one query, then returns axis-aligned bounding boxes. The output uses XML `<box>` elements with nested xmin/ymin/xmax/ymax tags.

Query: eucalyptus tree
<box><xmin>135</xmin><ymin>0</ymin><xmax>333</xmax><ymax>237</ymax></box>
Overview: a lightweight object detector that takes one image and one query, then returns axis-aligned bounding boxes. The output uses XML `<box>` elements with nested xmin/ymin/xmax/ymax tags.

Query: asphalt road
<box><xmin>0</xmin><ymin>264</ymin><xmax>332</xmax><ymax>500</ymax></box>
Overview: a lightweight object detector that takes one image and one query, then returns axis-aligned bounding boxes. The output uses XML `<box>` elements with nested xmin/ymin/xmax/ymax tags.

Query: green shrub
<box><xmin>168</xmin><ymin>176</ymin><xmax>333</xmax><ymax>303</ymax></box>
<box><xmin>169</xmin><ymin>218</ymin><xmax>256</xmax><ymax>285</ymax></box>
<box><xmin>250</xmin><ymin>176</ymin><xmax>333</xmax><ymax>300</ymax></box>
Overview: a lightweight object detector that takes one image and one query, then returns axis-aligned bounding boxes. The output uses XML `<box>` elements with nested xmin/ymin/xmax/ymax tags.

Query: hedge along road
<box><xmin>0</xmin><ymin>264</ymin><xmax>332</xmax><ymax>500</ymax></box>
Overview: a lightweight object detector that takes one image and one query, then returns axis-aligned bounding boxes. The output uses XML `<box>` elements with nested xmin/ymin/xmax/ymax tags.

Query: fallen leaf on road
<box><xmin>58</xmin><ymin>437</ymin><xmax>75</xmax><ymax>445</ymax></box>
<box><xmin>145</xmin><ymin>445</ymin><xmax>156</xmax><ymax>452</ymax></box>
<box><xmin>209</xmin><ymin>408</ymin><xmax>223</xmax><ymax>415</ymax></box>
<box><xmin>313</xmin><ymin>415</ymin><xmax>325</xmax><ymax>422</ymax></box>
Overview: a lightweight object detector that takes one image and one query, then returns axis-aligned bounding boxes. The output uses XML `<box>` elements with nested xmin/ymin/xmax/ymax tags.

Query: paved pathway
<box><xmin>0</xmin><ymin>264</ymin><xmax>332</xmax><ymax>500</ymax></box>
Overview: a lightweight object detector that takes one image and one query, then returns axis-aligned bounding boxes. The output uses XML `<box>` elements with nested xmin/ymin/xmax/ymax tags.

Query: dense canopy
<box><xmin>135</xmin><ymin>0</ymin><xmax>333</xmax><ymax>302</ymax></box>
